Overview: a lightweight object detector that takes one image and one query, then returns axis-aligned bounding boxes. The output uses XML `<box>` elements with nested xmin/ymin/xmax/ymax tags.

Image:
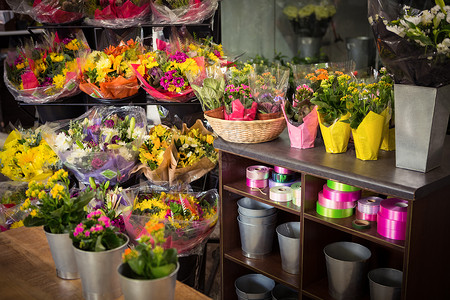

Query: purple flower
<box><xmin>62</xmin><ymin>38</ymin><xmax>71</xmax><ymax>45</ymax></box>
<box><xmin>111</xmin><ymin>135</ymin><xmax>120</xmax><ymax>144</ymax></box>
<box><xmin>213</xmin><ymin>50</ymin><xmax>221</xmax><ymax>57</ymax></box>
<box><xmin>104</xmin><ymin>119</ymin><xmax>114</xmax><ymax>128</ymax></box>
<box><xmin>173</xmin><ymin>77</ymin><xmax>185</xmax><ymax>88</ymax></box>
<box><xmin>160</xmin><ymin>76</ymin><xmax>170</xmax><ymax>90</ymax></box>
<box><xmin>169</xmin><ymin>51</ymin><xmax>188</xmax><ymax>63</ymax></box>
<box><xmin>91</xmin><ymin>157</ymin><xmax>105</xmax><ymax>170</ymax></box>
<box><xmin>41</xmin><ymin>77</ymin><xmax>53</xmax><ymax>87</ymax></box>
<box><xmin>14</xmin><ymin>56</ymin><xmax>24</xmax><ymax>65</ymax></box>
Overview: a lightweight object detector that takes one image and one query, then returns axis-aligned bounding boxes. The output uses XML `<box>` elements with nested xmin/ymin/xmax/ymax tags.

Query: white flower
<box><xmin>118</xmin><ymin>147</ymin><xmax>133</xmax><ymax>161</ymax></box>
<box><xmin>54</xmin><ymin>133</ymin><xmax>70</xmax><ymax>152</ymax></box>
<box><xmin>404</xmin><ymin>15</ymin><xmax>421</xmax><ymax>26</ymax></box>
<box><xmin>386</xmin><ymin>24</ymin><xmax>406</xmax><ymax>38</ymax></box>
<box><xmin>131</xmin><ymin>127</ymin><xmax>146</xmax><ymax>140</ymax></box>
<box><xmin>436</xmin><ymin>12</ymin><xmax>445</xmax><ymax>24</ymax></box>
<box><xmin>421</xmin><ymin>11</ymin><xmax>434</xmax><ymax>25</ymax></box>
<box><xmin>437</xmin><ymin>38</ymin><xmax>450</xmax><ymax>55</ymax></box>
<box><xmin>431</xmin><ymin>5</ymin><xmax>441</xmax><ymax>15</ymax></box>
<box><xmin>66</xmin><ymin>148</ymin><xmax>90</xmax><ymax>165</ymax></box>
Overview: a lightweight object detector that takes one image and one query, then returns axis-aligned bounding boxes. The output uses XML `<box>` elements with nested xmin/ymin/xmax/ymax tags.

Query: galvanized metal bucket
<box><xmin>394</xmin><ymin>84</ymin><xmax>450</xmax><ymax>172</ymax></box>
<box><xmin>297</xmin><ymin>37</ymin><xmax>322</xmax><ymax>59</ymax></box>
<box><xmin>235</xmin><ymin>273</ymin><xmax>275</xmax><ymax>300</ymax></box>
<box><xmin>237</xmin><ymin>197</ymin><xmax>276</xmax><ymax>217</ymax></box>
<box><xmin>44</xmin><ymin>229</ymin><xmax>79</xmax><ymax>279</ymax></box>
<box><xmin>368</xmin><ymin>268</ymin><xmax>403</xmax><ymax>300</ymax></box>
<box><xmin>238</xmin><ymin>210</ymin><xmax>278</xmax><ymax>225</ymax></box>
<box><xmin>324</xmin><ymin>241</ymin><xmax>372</xmax><ymax>300</ymax></box>
<box><xmin>276</xmin><ymin>222</ymin><xmax>301</xmax><ymax>274</ymax></box>
<box><xmin>73</xmin><ymin>234</ymin><xmax>129</xmax><ymax>300</ymax></box>
<box><xmin>237</xmin><ymin>216</ymin><xmax>276</xmax><ymax>259</ymax></box>
<box><xmin>118</xmin><ymin>262</ymin><xmax>180</xmax><ymax>300</ymax></box>
<box><xmin>346</xmin><ymin>36</ymin><xmax>376</xmax><ymax>70</ymax></box>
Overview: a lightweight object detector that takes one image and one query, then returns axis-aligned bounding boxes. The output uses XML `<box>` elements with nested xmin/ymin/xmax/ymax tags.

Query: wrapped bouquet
<box><xmin>151</xmin><ymin>0</ymin><xmax>219</xmax><ymax>24</ymax></box>
<box><xmin>45</xmin><ymin>106</ymin><xmax>147</xmax><ymax>185</ymax></box>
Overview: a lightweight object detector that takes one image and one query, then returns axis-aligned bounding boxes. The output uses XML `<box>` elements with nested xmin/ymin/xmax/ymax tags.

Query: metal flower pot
<box><xmin>44</xmin><ymin>228</ymin><xmax>79</xmax><ymax>279</ymax></box>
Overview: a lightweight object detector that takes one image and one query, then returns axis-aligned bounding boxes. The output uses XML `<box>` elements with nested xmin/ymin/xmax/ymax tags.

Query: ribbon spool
<box><xmin>357</xmin><ymin>197</ymin><xmax>383</xmax><ymax>215</ymax></box>
<box><xmin>269</xmin><ymin>178</ymin><xmax>297</xmax><ymax>188</ymax></box>
<box><xmin>316</xmin><ymin>202</ymin><xmax>354</xmax><ymax>219</ymax></box>
<box><xmin>246</xmin><ymin>165</ymin><xmax>271</xmax><ymax>180</ymax></box>
<box><xmin>273</xmin><ymin>166</ymin><xmax>294</xmax><ymax>175</ymax></box>
<box><xmin>377</xmin><ymin>212</ymin><xmax>407</xmax><ymax>240</ymax></box>
<box><xmin>318</xmin><ymin>191</ymin><xmax>356</xmax><ymax>209</ymax></box>
<box><xmin>291</xmin><ymin>182</ymin><xmax>301</xmax><ymax>207</ymax></box>
<box><xmin>327</xmin><ymin>180</ymin><xmax>361</xmax><ymax>192</ymax></box>
<box><xmin>322</xmin><ymin>184</ymin><xmax>361</xmax><ymax>202</ymax></box>
<box><xmin>352</xmin><ymin>219</ymin><xmax>371</xmax><ymax>230</ymax></box>
<box><xmin>271</xmin><ymin>172</ymin><xmax>295</xmax><ymax>183</ymax></box>
<box><xmin>356</xmin><ymin>210</ymin><xmax>377</xmax><ymax>222</ymax></box>
<box><xmin>379</xmin><ymin>198</ymin><xmax>408</xmax><ymax>222</ymax></box>
<box><xmin>246</xmin><ymin>178</ymin><xmax>267</xmax><ymax>188</ymax></box>
<box><xmin>269</xmin><ymin>186</ymin><xmax>293</xmax><ymax>202</ymax></box>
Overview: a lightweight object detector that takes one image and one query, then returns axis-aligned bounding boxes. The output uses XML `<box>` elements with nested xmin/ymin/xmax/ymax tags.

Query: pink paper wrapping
<box><xmin>281</xmin><ymin>104</ymin><xmax>319</xmax><ymax>149</ymax></box>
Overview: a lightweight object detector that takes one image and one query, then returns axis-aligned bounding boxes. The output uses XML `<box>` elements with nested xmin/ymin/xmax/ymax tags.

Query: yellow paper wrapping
<box><xmin>318</xmin><ymin>111</ymin><xmax>351</xmax><ymax>154</ymax></box>
<box><xmin>352</xmin><ymin>111</ymin><xmax>385</xmax><ymax>160</ymax></box>
<box><xmin>380</xmin><ymin>108</ymin><xmax>395</xmax><ymax>151</ymax></box>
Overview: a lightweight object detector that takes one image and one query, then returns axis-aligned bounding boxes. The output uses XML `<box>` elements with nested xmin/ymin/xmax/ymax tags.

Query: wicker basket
<box><xmin>205</xmin><ymin>115</ymin><xmax>286</xmax><ymax>143</ymax></box>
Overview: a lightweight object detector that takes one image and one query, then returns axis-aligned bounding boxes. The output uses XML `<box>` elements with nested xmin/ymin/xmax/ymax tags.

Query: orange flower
<box><xmin>145</xmin><ymin>220</ymin><xmax>164</xmax><ymax>234</ymax></box>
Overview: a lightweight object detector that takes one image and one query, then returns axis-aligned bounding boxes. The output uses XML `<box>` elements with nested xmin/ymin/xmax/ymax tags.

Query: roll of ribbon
<box><xmin>273</xmin><ymin>166</ymin><xmax>294</xmax><ymax>175</ymax></box>
<box><xmin>327</xmin><ymin>180</ymin><xmax>361</xmax><ymax>192</ymax></box>
<box><xmin>269</xmin><ymin>186</ymin><xmax>293</xmax><ymax>202</ymax></box>
<box><xmin>377</xmin><ymin>212</ymin><xmax>406</xmax><ymax>240</ymax></box>
<box><xmin>316</xmin><ymin>202</ymin><xmax>354</xmax><ymax>218</ymax></box>
<box><xmin>322</xmin><ymin>184</ymin><xmax>361</xmax><ymax>202</ymax></box>
<box><xmin>352</xmin><ymin>219</ymin><xmax>371</xmax><ymax>230</ymax></box>
<box><xmin>271</xmin><ymin>172</ymin><xmax>295</xmax><ymax>183</ymax></box>
<box><xmin>268</xmin><ymin>178</ymin><xmax>297</xmax><ymax>188</ymax></box>
<box><xmin>246</xmin><ymin>165</ymin><xmax>271</xmax><ymax>180</ymax></box>
<box><xmin>246</xmin><ymin>178</ymin><xmax>267</xmax><ymax>188</ymax></box>
<box><xmin>356</xmin><ymin>210</ymin><xmax>377</xmax><ymax>222</ymax></box>
<box><xmin>379</xmin><ymin>198</ymin><xmax>408</xmax><ymax>222</ymax></box>
<box><xmin>318</xmin><ymin>191</ymin><xmax>356</xmax><ymax>209</ymax></box>
<box><xmin>377</xmin><ymin>224</ymin><xmax>406</xmax><ymax>240</ymax></box>
<box><xmin>357</xmin><ymin>197</ymin><xmax>383</xmax><ymax>215</ymax></box>
<box><xmin>291</xmin><ymin>182</ymin><xmax>301</xmax><ymax>207</ymax></box>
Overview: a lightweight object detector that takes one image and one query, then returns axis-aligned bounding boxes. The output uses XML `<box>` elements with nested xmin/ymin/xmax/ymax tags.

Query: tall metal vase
<box><xmin>297</xmin><ymin>37</ymin><xmax>322</xmax><ymax>60</ymax></box>
<box><xmin>44</xmin><ymin>228</ymin><xmax>79</xmax><ymax>279</ymax></box>
<box><xmin>73</xmin><ymin>234</ymin><xmax>129</xmax><ymax>300</ymax></box>
<box><xmin>394</xmin><ymin>84</ymin><xmax>450</xmax><ymax>172</ymax></box>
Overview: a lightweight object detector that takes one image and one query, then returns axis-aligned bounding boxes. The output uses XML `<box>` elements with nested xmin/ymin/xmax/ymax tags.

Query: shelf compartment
<box><xmin>303</xmin><ymin>277</ymin><xmax>370</xmax><ymax>300</ymax></box>
<box><xmin>304</xmin><ymin>210</ymin><xmax>405</xmax><ymax>252</ymax></box>
<box><xmin>224</xmin><ymin>180</ymin><xmax>301</xmax><ymax>215</ymax></box>
<box><xmin>224</xmin><ymin>247</ymin><xmax>300</xmax><ymax>290</ymax></box>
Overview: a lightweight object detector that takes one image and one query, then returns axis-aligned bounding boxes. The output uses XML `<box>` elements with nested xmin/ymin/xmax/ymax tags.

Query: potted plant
<box><xmin>71</xmin><ymin>209</ymin><xmax>129</xmax><ymax>300</ymax></box>
<box><xmin>118</xmin><ymin>218</ymin><xmax>179</xmax><ymax>300</ymax></box>
<box><xmin>21</xmin><ymin>169</ymin><xmax>95</xmax><ymax>279</ymax></box>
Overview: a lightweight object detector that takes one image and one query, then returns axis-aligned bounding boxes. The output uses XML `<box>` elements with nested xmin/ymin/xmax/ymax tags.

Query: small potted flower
<box><xmin>118</xmin><ymin>218</ymin><xmax>179</xmax><ymax>300</ymax></box>
<box><xmin>71</xmin><ymin>209</ymin><xmax>129</xmax><ymax>300</ymax></box>
<box><xmin>20</xmin><ymin>169</ymin><xmax>96</xmax><ymax>279</ymax></box>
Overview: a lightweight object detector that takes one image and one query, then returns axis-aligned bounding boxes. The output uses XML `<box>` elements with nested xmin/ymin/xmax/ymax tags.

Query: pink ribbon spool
<box><xmin>379</xmin><ymin>198</ymin><xmax>408</xmax><ymax>222</ymax></box>
<box><xmin>377</xmin><ymin>212</ymin><xmax>407</xmax><ymax>240</ymax></box>
<box><xmin>356</xmin><ymin>210</ymin><xmax>377</xmax><ymax>222</ymax></box>
<box><xmin>273</xmin><ymin>166</ymin><xmax>294</xmax><ymax>175</ymax></box>
<box><xmin>246</xmin><ymin>165</ymin><xmax>271</xmax><ymax>180</ymax></box>
<box><xmin>318</xmin><ymin>191</ymin><xmax>356</xmax><ymax>209</ymax></box>
<box><xmin>246</xmin><ymin>178</ymin><xmax>267</xmax><ymax>188</ymax></box>
<box><xmin>322</xmin><ymin>184</ymin><xmax>361</xmax><ymax>202</ymax></box>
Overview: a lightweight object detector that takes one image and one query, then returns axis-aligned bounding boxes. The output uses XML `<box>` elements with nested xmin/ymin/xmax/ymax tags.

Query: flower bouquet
<box><xmin>0</xmin><ymin>127</ymin><xmax>61</xmax><ymax>182</ymax></box>
<box><xmin>187</xmin><ymin>36</ymin><xmax>228</xmax><ymax>66</ymax></box>
<box><xmin>123</xmin><ymin>186</ymin><xmax>219</xmax><ymax>255</ymax></box>
<box><xmin>0</xmin><ymin>182</ymin><xmax>28</xmax><ymax>231</ymax></box>
<box><xmin>344</xmin><ymin>69</ymin><xmax>394</xmax><ymax>160</ymax></box>
<box><xmin>4</xmin><ymin>31</ymin><xmax>89</xmax><ymax>104</ymax></box>
<box><xmin>45</xmin><ymin>106</ymin><xmax>147</xmax><ymax>185</ymax></box>
<box><xmin>248</xmin><ymin>66</ymin><xmax>290</xmax><ymax>120</ymax></box>
<box><xmin>283</xmin><ymin>0</ymin><xmax>336</xmax><ymax>37</ymax></box>
<box><xmin>6</xmin><ymin>0</ymin><xmax>84</xmax><ymax>24</ymax></box>
<box><xmin>282</xmin><ymin>84</ymin><xmax>319</xmax><ymax>149</ymax></box>
<box><xmin>131</xmin><ymin>48</ymin><xmax>203</xmax><ymax>102</ymax></box>
<box><xmin>151</xmin><ymin>0</ymin><xmax>219</xmax><ymax>24</ymax></box>
<box><xmin>84</xmin><ymin>0</ymin><xmax>151</xmax><ymax>28</ymax></box>
<box><xmin>79</xmin><ymin>39</ymin><xmax>144</xmax><ymax>100</ymax></box>
<box><xmin>310</xmin><ymin>68</ymin><xmax>352</xmax><ymax>153</ymax></box>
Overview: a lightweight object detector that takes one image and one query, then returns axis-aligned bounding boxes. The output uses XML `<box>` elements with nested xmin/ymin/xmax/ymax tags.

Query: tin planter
<box><xmin>394</xmin><ymin>84</ymin><xmax>450</xmax><ymax>172</ymax></box>
<box><xmin>44</xmin><ymin>228</ymin><xmax>79</xmax><ymax>279</ymax></box>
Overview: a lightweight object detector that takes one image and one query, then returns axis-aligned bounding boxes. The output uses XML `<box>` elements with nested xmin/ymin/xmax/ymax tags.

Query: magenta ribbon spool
<box><xmin>322</xmin><ymin>184</ymin><xmax>361</xmax><ymax>202</ymax></box>
<box><xmin>357</xmin><ymin>197</ymin><xmax>383</xmax><ymax>215</ymax></box>
<box><xmin>377</xmin><ymin>212</ymin><xmax>407</xmax><ymax>240</ymax></box>
<box><xmin>356</xmin><ymin>210</ymin><xmax>377</xmax><ymax>222</ymax></box>
<box><xmin>246</xmin><ymin>178</ymin><xmax>267</xmax><ymax>188</ymax></box>
<box><xmin>379</xmin><ymin>198</ymin><xmax>408</xmax><ymax>222</ymax></box>
<box><xmin>318</xmin><ymin>191</ymin><xmax>356</xmax><ymax>209</ymax></box>
<box><xmin>246</xmin><ymin>165</ymin><xmax>271</xmax><ymax>180</ymax></box>
<box><xmin>273</xmin><ymin>166</ymin><xmax>294</xmax><ymax>175</ymax></box>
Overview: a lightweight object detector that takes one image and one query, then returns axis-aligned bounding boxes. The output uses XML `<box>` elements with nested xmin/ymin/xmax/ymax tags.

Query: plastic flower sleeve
<box><xmin>151</xmin><ymin>0</ymin><xmax>218</xmax><ymax>24</ymax></box>
<box><xmin>44</xmin><ymin>106</ymin><xmax>147</xmax><ymax>185</ymax></box>
<box><xmin>6</xmin><ymin>0</ymin><xmax>84</xmax><ymax>24</ymax></box>
<box><xmin>368</xmin><ymin>0</ymin><xmax>450</xmax><ymax>87</ymax></box>
<box><xmin>84</xmin><ymin>0</ymin><xmax>151</xmax><ymax>28</ymax></box>
<box><xmin>122</xmin><ymin>186</ymin><xmax>219</xmax><ymax>256</ymax></box>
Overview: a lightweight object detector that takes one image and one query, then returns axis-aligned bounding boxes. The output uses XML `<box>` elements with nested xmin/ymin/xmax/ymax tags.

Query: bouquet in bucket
<box><xmin>79</xmin><ymin>39</ymin><xmax>144</xmax><ymax>100</ymax></box>
<box><xmin>151</xmin><ymin>0</ymin><xmax>219</xmax><ymax>24</ymax></box>
<box><xmin>0</xmin><ymin>182</ymin><xmax>29</xmax><ymax>231</ymax></box>
<box><xmin>44</xmin><ymin>106</ymin><xmax>147</xmax><ymax>185</ymax></box>
<box><xmin>368</xmin><ymin>0</ymin><xmax>450</xmax><ymax>87</ymax></box>
<box><xmin>186</xmin><ymin>36</ymin><xmax>228</xmax><ymax>66</ymax></box>
<box><xmin>0</xmin><ymin>127</ymin><xmax>61</xmax><ymax>182</ymax></box>
<box><xmin>4</xmin><ymin>31</ymin><xmax>89</xmax><ymax>103</ymax></box>
<box><xmin>123</xmin><ymin>186</ymin><xmax>219</xmax><ymax>255</ymax></box>
<box><xmin>6</xmin><ymin>0</ymin><xmax>84</xmax><ymax>24</ymax></box>
<box><xmin>84</xmin><ymin>0</ymin><xmax>151</xmax><ymax>28</ymax></box>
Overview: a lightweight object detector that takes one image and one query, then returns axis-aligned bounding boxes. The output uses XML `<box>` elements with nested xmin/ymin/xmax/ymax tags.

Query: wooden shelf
<box><xmin>303</xmin><ymin>277</ymin><xmax>370</xmax><ymax>300</ymax></box>
<box><xmin>224</xmin><ymin>248</ymin><xmax>300</xmax><ymax>290</ymax></box>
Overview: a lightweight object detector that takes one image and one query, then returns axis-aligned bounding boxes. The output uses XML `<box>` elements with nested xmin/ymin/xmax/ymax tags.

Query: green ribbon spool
<box><xmin>316</xmin><ymin>202</ymin><xmax>354</xmax><ymax>218</ymax></box>
<box><xmin>271</xmin><ymin>172</ymin><xmax>295</xmax><ymax>183</ymax></box>
<box><xmin>352</xmin><ymin>219</ymin><xmax>371</xmax><ymax>230</ymax></box>
<box><xmin>327</xmin><ymin>180</ymin><xmax>361</xmax><ymax>192</ymax></box>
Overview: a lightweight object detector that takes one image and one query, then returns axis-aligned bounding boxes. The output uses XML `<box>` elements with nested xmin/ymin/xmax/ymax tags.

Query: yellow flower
<box><xmin>30</xmin><ymin>209</ymin><xmax>38</xmax><ymax>217</ymax></box>
<box><xmin>10</xmin><ymin>220</ymin><xmax>24</xmax><ymax>229</ymax></box>
<box><xmin>16</xmin><ymin>62</ymin><xmax>26</xmax><ymax>70</ymax></box>
<box><xmin>65</xmin><ymin>39</ymin><xmax>80</xmax><ymax>51</ymax></box>
<box><xmin>50</xmin><ymin>53</ymin><xmax>64</xmax><ymax>62</ymax></box>
<box><xmin>206</xmin><ymin>135</ymin><xmax>214</xmax><ymax>144</ymax></box>
<box><xmin>53</xmin><ymin>74</ymin><xmax>66</xmax><ymax>89</ymax></box>
<box><xmin>50</xmin><ymin>184</ymin><xmax>65</xmax><ymax>199</ymax></box>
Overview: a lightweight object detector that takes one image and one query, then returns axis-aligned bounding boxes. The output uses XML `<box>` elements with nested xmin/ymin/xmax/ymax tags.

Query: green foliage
<box><xmin>191</xmin><ymin>77</ymin><xmax>225</xmax><ymax>111</ymax></box>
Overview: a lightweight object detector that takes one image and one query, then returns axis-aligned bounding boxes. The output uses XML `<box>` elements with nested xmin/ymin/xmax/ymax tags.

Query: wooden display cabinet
<box><xmin>215</xmin><ymin>132</ymin><xmax>450</xmax><ymax>300</ymax></box>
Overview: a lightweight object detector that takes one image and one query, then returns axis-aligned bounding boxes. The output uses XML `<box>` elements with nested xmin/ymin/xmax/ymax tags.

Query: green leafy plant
<box><xmin>285</xmin><ymin>84</ymin><xmax>315</xmax><ymax>125</ymax></box>
<box><xmin>191</xmin><ymin>77</ymin><xmax>225</xmax><ymax>111</ymax></box>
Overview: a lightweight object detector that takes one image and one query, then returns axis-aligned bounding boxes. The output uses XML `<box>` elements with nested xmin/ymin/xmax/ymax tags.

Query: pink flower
<box><xmin>84</xmin><ymin>231</ymin><xmax>90</xmax><ymax>237</ymax></box>
<box><xmin>74</xmin><ymin>223</ymin><xmax>84</xmax><ymax>237</ymax></box>
<box><xmin>21</xmin><ymin>71</ymin><xmax>39</xmax><ymax>89</ymax></box>
<box><xmin>91</xmin><ymin>157</ymin><xmax>105</xmax><ymax>170</ymax></box>
<box><xmin>98</xmin><ymin>215</ymin><xmax>111</xmax><ymax>228</ymax></box>
<box><xmin>87</xmin><ymin>210</ymin><xmax>102</xmax><ymax>219</ymax></box>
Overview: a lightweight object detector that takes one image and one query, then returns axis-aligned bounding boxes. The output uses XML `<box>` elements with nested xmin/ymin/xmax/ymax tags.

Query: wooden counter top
<box><xmin>0</xmin><ymin>226</ymin><xmax>211</xmax><ymax>300</ymax></box>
